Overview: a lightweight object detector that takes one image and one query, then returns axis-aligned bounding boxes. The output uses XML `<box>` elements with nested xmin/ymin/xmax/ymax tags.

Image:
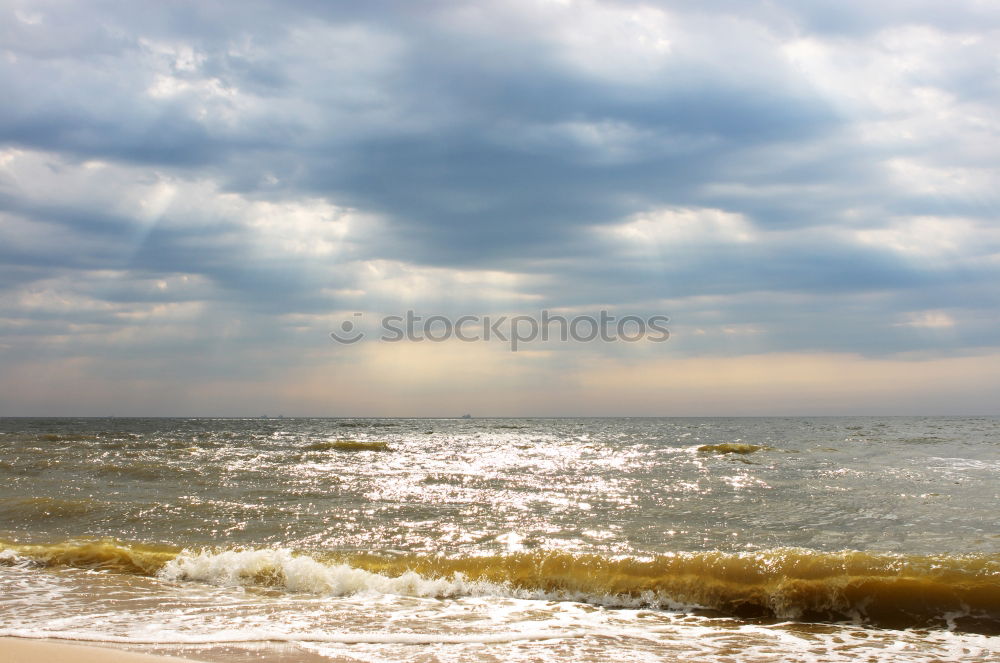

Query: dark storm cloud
<box><xmin>1</xmin><ymin>0</ymin><xmax>999</xmax><ymax>380</ymax></box>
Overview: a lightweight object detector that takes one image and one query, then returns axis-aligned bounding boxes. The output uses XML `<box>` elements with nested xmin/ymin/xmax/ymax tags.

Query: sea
<box><xmin>0</xmin><ymin>416</ymin><xmax>998</xmax><ymax>662</ymax></box>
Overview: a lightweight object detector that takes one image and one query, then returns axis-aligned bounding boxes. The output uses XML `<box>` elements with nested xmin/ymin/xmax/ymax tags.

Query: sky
<box><xmin>1</xmin><ymin>0</ymin><xmax>999</xmax><ymax>416</ymax></box>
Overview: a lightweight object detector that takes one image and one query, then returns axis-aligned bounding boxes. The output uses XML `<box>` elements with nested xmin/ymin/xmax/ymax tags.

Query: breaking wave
<box><xmin>3</xmin><ymin>540</ymin><xmax>999</xmax><ymax>633</ymax></box>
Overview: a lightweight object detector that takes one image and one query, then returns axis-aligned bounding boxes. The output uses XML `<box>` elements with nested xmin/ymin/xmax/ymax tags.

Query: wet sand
<box><xmin>0</xmin><ymin>638</ymin><xmax>203</xmax><ymax>663</ymax></box>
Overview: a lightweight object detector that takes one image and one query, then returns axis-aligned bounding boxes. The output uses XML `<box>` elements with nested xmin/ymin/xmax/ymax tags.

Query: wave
<box><xmin>0</xmin><ymin>540</ymin><xmax>176</xmax><ymax>575</ymax></box>
<box><xmin>34</xmin><ymin>433</ymin><xmax>103</xmax><ymax>442</ymax></box>
<box><xmin>336</xmin><ymin>421</ymin><xmax>397</xmax><ymax>428</ymax></box>
<box><xmin>91</xmin><ymin>461</ymin><xmax>177</xmax><ymax>480</ymax></box>
<box><xmin>0</xmin><ymin>497</ymin><xmax>106</xmax><ymax>522</ymax></box>
<box><xmin>304</xmin><ymin>439</ymin><xmax>391</xmax><ymax>452</ymax></box>
<box><xmin>3</xmin><ymin>540</ymin><xmax>999</xmax><ymax>633</ymax></box>
<box><xmin>697</xmin><ymin>443</ymin><xmax>767</xmax><ymax>454</ymax></box>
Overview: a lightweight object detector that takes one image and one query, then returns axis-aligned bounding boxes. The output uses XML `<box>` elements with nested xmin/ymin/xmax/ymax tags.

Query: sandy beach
<box><xmin>0</xmin><ymin>638</ymin><xmax>203</xmax><ymax>663</ymax></box>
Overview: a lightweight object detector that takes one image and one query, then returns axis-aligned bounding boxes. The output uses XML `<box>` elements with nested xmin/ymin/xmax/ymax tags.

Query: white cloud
<box><xmin>353</xmin><ymin>260</ymin><xmax>544</xmax><ymax>307</ymax></box>
<box><xmin>884</xmin><ymin>158</ymin><xmax>999</xmax><ymax>199</ymax></box>
<box><xmin>783</xmin><ymin>22</ymin><xmax>1000</xmax><ymax>167</ymax></box>
<box><xmin>0</xmin><ymin>148</ymin><xmax>369</xmax><ymax>261</ymax></box>
<box><xmin>894</xmin><ymin>311</ymin><xmax>956</xmax><ymax>328</ymax></box>
<box><xmin>600</xmin><ymin>207</ymin><xmax>757</xmax><ymax>251</ymax></box>
<box><xmin>853</xmin><ymin>215</ymin><xmax>994</xmax><ymax>259</ymax></box>
<box><xmin>442</xmin><ymin>0</ymin><xmax>674</xmax><ymax>83</ymax></box>
<box><xmin>542</xmin><ymin>0</ymin><xmax>674</xmax><ymax>82</ymax></box>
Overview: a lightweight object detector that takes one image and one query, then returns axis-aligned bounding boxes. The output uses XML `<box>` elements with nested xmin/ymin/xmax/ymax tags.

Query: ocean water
<box><xmin>0</xmin><ymin>416</ymin><xmax>998</xmax><ymax>662</ymax></box>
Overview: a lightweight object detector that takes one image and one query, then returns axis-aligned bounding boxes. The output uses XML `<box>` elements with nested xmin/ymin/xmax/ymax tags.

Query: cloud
<box><xmin>894</xmin><ymin>311</ymin><xmax>955</xmax><ymax>329</ymax></box>
<box><xmin>0</xmin><ymin>0</ymin><xmax>998</xmax><ymax>413</ymax></box>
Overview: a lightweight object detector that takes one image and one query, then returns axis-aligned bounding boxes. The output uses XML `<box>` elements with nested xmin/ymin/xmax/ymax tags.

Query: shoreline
<box><xmin>0</xmin><ymin>637</ymin><xmax>362</xmax><ymax>663</ymax></box>
<box><xmin>0</xmin><ymin>638</ymin><xmax>205</xmax><ymax>663</ymax></box>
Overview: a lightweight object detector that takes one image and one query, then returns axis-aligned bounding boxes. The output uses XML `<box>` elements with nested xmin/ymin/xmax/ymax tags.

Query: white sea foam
<box><xmin>4</xmin><ymin>565</ymin><xmax>1000</xmax><ymax>663</ymax></box>
<box><xmin>0</xmin><ymin>549</ymin><xmax>27</xmax><ymax>565</ymax></box>
<box><xmin>155</xmin><ymin>547</ymin><xmax>696</xmax><ymax>611</ymax></box>
<box><xmin>158</xmin><ymin>548</ymin><xmax>498</xmax><ymax>598</ymax></box>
